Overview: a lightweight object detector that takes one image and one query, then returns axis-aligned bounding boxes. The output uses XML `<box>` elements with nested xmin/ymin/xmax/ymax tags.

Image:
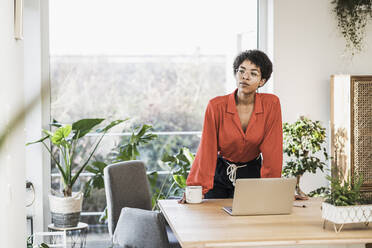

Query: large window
<box><xmin>49</xmin><ymin>0</ymin><xmax>258</xmax><ymax>228</ymax></box>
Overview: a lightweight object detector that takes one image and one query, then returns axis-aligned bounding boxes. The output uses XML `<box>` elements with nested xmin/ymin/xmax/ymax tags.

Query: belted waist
<box><xmin>220</xmin><ymin>155</ymin><xmax>261</xmax><ymax>166</ymax></box>
<box><xmin>218</xmin><ymin>155</ymin><xmax>262</xmax><ymax>186</ymax></box>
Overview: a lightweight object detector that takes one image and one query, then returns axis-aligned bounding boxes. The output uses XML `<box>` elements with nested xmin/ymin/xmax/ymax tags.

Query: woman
<box><xmin>181</xmin><ymin>49</ymin><xmax>282</xmax><ymax>202</ymax></box>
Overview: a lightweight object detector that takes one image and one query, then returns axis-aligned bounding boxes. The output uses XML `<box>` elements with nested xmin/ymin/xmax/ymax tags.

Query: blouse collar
<box><xmin>227</xmin><ymin>88</ymin><xmax>263</xmax><ymax>114</ymax></box>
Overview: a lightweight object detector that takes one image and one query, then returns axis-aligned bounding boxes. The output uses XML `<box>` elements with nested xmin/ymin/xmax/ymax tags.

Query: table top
<box><xmin>48</xmin><ymin>222</ymin><xmax>88</xmax><ymax>231</ymax></box>
<box><xmin>158</xmin><ymin>197</ymin><xmax>372</xmax><ymax>247</ymax></box>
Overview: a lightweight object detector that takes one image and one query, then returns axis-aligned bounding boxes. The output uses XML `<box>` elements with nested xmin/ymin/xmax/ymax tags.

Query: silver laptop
<box><xmin>223</xmin><ymin>177</ymin><xmax>296</xmax><ymax>216</ymax></box>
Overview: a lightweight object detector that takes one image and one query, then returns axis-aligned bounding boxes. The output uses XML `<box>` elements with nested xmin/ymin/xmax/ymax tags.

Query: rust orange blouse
<box><xmin>186</xmin><ymin>89</ymin><xmax>283</xmax><ymax>194</ymax></box>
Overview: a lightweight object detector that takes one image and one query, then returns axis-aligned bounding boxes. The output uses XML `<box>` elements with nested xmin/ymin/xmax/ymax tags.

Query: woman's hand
<box><xmin>178</xmin><ymin>193</ymin><xmax>186</xmax><ymax>204</ymax></box>
<box><xmin>294</xmin><ymin>194</ymin><xmax>309</xmax><ymax>200</ymax></box>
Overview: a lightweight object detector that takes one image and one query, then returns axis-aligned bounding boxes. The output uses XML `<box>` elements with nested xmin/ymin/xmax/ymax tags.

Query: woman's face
<box><xmin>235</xmin><ymin>60</ymin><xmax>266</xmax><ymax>95</ymax></box>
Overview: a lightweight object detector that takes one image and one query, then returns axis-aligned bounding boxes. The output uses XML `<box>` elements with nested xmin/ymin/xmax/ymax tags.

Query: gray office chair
<box><xmin>104</xmin><ymin>160</ymin><xmax>181</xmax><ymax>248</ymax></box>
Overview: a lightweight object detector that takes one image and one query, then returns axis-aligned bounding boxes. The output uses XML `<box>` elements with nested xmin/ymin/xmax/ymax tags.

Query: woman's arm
<box><xmin>186</xmin><ymin>101</ymin><xmax>219</xmax><ymax>195</ymax></box>
<box><xmin>259</xmin><ymin>97</ymin><xmax>283</xmax><ymax>178</ymax></box>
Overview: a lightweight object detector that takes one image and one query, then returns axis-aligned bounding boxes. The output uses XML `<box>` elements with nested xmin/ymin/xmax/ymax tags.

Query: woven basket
<box><xmin>49</xmin><ymin>192</ymin><xmax>83</xmax><ymax>228</ymax></box>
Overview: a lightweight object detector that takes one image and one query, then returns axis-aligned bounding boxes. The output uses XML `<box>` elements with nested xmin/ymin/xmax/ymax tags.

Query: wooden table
<box><xmin>158</xmin><ymin>198</ymin><xmax>372</xmax><ymax>248</ymax></box>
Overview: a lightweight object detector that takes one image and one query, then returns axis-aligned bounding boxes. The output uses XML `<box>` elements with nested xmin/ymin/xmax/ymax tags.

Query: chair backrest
<box><xmin>113</xmin><ymin>207</ymin><xmax>170</xmax><ymax>248</ymax></box>
<box><xmin>104</xmin><ymin>160</ymin><xmax>152</xmax><ymax>237</ymax></box>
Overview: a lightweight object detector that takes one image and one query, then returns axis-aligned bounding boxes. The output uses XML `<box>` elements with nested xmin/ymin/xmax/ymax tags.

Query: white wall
<box><xmin>0</xmin><ymin>0</ymin><xmax>27</xmax><ymax>247</ymax></box>
<box><xmin>273</xmin><ymin>0</ymin><xmax>372</xmax><ymax>193</ymax></box>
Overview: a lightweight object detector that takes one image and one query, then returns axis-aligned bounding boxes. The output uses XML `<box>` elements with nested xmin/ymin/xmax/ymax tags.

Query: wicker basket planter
<box><xmin>49</xmin><ymin>192</ymin><xmax>83</xmax><ymax>228</ymax></box>
<box><xmin>321</xmin><ymin>202</ymin><xmax>372</xmax><ymax>232</ymax></box>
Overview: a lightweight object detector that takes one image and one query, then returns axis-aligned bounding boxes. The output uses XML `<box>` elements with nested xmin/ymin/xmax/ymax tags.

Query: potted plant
<box><xmin>332</xmin><ymin>0</ymin><xmax>372</xmax><ymax>54</ymax></box>
<box><xmin>149</xmin><ymin>147</ymin><xmax>194</xmax><ymax>209</ymax></box>
<box><xmin>322</xmin><ymin>168</ymin><xmax>371</xmax><ymax>233</ymax></box>
<box><xmin>27</xmin><ymin>118</ymin><xmax>126</xmax><ymax>227</ymax></box>
<box><xmin>282</xmin><ymin>116</ymin><xmax>329</xmax><ymax>200</ymax></box>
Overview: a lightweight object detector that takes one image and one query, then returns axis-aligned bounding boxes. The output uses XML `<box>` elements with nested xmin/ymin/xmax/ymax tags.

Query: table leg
<box><xmin>69</xmin><ymin>227</ymin><xmax>87</xmax><ymax>248</ymax></box>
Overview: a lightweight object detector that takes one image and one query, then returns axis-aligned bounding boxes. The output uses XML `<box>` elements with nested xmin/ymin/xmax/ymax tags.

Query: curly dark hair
<box><xmin>233</xmin><ymin>50</ymin><xmax>273</xmax><ymax>83</ymax></box>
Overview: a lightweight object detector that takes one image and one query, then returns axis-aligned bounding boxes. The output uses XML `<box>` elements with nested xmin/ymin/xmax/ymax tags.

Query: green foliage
<box><xmin>139</xmin><ymin>133</ymin><xmax>200</xmax><ymax>172</ymax></box>
<box><xmin>50</xmin><ymin>125</ymin><xmax>71</xmax><ymax>145</ymax></box>
<box><xmin>83</xmin><ymin>124</ymin><xmax>157</xmax><ymax>198</ymax></box>
<box><xmin>27</xmin><ymin>236</ymin><xmax>49</xmax><ymax>248</ymax></box>
<box><xmin>332</xmin><ymin>0</ymin><xmax>372</xmax><ymax>54</ymax></box>
<box><xmin>147</xmin><ymin>170</ymin><xmax>166</xmax><ymax>208</ymax></box>
<box><xmin>282</xmin><ymin>116</ymin><xmax>329</xmax><ymax>177</ymax></box>
<box><xmin>99</xmin><ymin>206</ymin><xmax>108</xmax><ymax>223</ymax></box>
<box><xmin>324</xmin><ymin>168</ymin><xmax>366</xmax><ymax>206</ymax></box>
<box><xmin>26</xmin><ymin>118</ymin><xmax>126</xmax><ymax>197</ymax></box>
<box><xmin>308</xmin><ymin>187</ymin><xmax>329</xmax><ymax>198</ymax></box>
<box><xmin>27</xmin><ymin>236</ymin><xmax>32</xmax><ymax>248</ymax></box>
<box><xmin>151</xmin><ymin>147</ymin><xmax>195</xmax><ymax>210</ymax></box>
<box><xmin>162</xmin><ymin>147</ymin><xmax>194</xmax><ymax>189</ymax></box>
<box><xmin>83</xmin><ymin>161</ymin><xmax>106</xmax><ymax>198</ymax></box>
<box><xmin>110</xmin><ymin>124</ymin><xmax>158</xmax><ymax>161</ymax></box>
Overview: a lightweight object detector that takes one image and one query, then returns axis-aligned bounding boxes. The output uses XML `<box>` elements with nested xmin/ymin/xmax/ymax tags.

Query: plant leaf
<box><xmin>161</xmin><ymin>152</ymin><xmax>177</xmax><ymax>163</ymax></box>
<box><xmin>26</xmin><ymin>135</ymin><xmax>49</xmax><ymax>145</ymax></box>
<box><xmin>51</xmin><ymin>125</ymin><xmax>72</xmax><ymax>145</ymax></box>
<box><xmin>96</xmin><ymin>119</ymin><xmax>128</xmax><ymax>133</ymax></box>
<box><xmin>85</xmin><ymin>165</ymin><xmax>99</xmax><ymax>174</ymax></box>
<box><xmin>173</xmin><ymin>174</ymin><xmax>187</xmax><ymax>189</ymax></box>
<box><xmin>42</xmin><ymin>129</ymin><xmax>53</xmax><ymax>137</ymax></box>
<box><xmin>72</xmin><ymin>118</ymin><xmax>105</xmax><ymax>139</ymax></box>
<box><xmin>91</xmin><ymin>161</ymin><xmax>108</xmax><ymax>171</ymax></box>
<box><xmin>147</xmin><ymin>171</ymin><xmax>158</xmax><ymax>190</ymax></box>
<box><xmin>50</xmin><ymin>119</ymin><xmax>62</xmax><ymax>128</ymax></box>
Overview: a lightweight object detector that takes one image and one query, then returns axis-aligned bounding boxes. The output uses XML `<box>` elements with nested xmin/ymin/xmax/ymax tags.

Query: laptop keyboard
<box><xmin>222</xmin><ymin>206</ymin><xmax>233</xmax><ymax>215</ymax></box>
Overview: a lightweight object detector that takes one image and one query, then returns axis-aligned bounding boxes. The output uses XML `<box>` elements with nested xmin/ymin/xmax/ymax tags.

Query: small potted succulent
<box><xmin>27</xmin><ymin>118</ymin><xmax>126</xmax><ymax>227</ymax></box>
<box><xmin>322</xmin><ymin>168</ymin><xmax>371</xmax><ymax>233</ymax></box>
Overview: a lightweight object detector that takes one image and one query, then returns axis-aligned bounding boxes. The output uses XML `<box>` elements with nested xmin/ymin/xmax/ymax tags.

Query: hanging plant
<box><xmin>332</xmin><ymin>0</ymin><xmax>372</xmax><ymax>54</ymax></box>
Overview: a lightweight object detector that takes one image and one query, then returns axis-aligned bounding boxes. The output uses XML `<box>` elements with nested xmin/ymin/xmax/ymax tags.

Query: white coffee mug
<box><xmin>185</xmin><ymin>185</ymin><xmax>202</xmax><ymax>204</ymax></box>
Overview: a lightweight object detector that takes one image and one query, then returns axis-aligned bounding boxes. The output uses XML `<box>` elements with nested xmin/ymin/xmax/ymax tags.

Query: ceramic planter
<box><xmin>49</xmin><ymin>192</ymin><xmax>83</xmax><ymax>228</ymax></box>
<box><xmin>321</xmin><ymin>202</ymin><xmax>372</xmax><ymax>232</ymax></box>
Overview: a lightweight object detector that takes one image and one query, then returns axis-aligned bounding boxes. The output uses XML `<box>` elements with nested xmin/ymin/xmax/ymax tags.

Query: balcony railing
<box><xmin>51</xmin><ymin>131</ymin><xmax>201</xmax><ymax>216</ymax></box>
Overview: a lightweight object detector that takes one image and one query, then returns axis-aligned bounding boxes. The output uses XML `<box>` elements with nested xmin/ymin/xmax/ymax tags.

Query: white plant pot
<box><xmin>321</xmin><ymin>202</ymin><xmax>372</xmax><ymax>232</ymax></box>
<box><xmin>49</xmin><ymin>192</ymin><xmax>83</xmax><ymax>228</ymax></box>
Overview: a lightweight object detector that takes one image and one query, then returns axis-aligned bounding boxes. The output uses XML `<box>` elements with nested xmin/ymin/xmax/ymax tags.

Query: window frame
<box><xmin>46</xmin><ymin>0</ymin><xmax>266</xmax><ymax>218</ymax></box>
